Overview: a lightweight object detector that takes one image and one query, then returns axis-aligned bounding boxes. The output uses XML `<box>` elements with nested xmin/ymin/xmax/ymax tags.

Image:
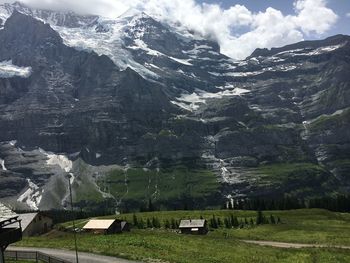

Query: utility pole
<box><xmin>68</xmin><ymin>174</ymin><xmax>79</xmax><ymax>263</ymax></box>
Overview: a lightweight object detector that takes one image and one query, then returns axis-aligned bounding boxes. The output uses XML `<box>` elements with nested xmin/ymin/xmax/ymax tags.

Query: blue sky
<box><xmin>198</xmin><ymin>0</ymin><xmax>350</xmax><ymax>37</ymax></box>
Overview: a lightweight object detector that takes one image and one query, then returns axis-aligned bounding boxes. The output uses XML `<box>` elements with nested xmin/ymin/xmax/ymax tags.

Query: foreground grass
<box><xmin>17</xmin><ymin>209</ymin><xmax>350</xmax><ymax>263</ymax></box>
<box><xmin>17</xmin><ymin>229</ymin><xmax>350</xmax><ymax>263</ymax></box>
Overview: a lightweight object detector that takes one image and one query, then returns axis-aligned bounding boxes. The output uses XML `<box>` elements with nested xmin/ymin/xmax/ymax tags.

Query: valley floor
<box><xmin>14</xmin><ymin>209</ymin><xmax>350</xmax><ymax>263</ymax></box>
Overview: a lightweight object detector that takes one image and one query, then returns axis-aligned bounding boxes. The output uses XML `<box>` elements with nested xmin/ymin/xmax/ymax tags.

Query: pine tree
<box><xmin>164</xmin><ymin>219</ymin><xmax>170</xmax><ymax>229</ymax></box>
<box><xmin>217</xmin><ymin>217</ymin><xmax>223</xmax><ymax>228</ymax></box>
<box><xmin>277</xmin><ymin>216</ymin><xmax>281</xmax><ymax>224</ymax></box>
<box><xmin>244</xmin><ymin>217</ymin><xmax>249</xmax><ymax>225</ymax></box>
<box><xmin>152</xmin><ymin>217</ymin><xmax>161</xmax><ymax>228</ymax></box>
<box><xmin>224</xmin><ymin>217</ymin><xmax>231</xmax><ymax>228</ymax></box>
<box><xmin>171</xmin><ymin>218</ymin><xmax>177</xmax><ymax>229</ymax></box>
<box><xmin>270</xmin><ymin>215</ymin><xmax>276</xmax><ymax>224</ymax></box>
<box><xmin>210</xmin><ymin>215</ymin><xmax>218</xmax><ymax>229</ymax></box>
<box><xmin>256</xmin><ymin>210</ymin><xmax>264</xmax><ymax>225</ymax></box>
<box><xmin>232</xmin><ymin>216</ymin><xmax>239</xmax><ymax>228</ymax></box>
<box><xmin>148</xmin><ymin>198</ymin><xmax>154</xmax><ymax>212</ymax></box>
<box><xmin>138</xmin><ymin>218</ymin><xmax>145</xmax><ymax>229</ymax></box>
<box><xmin>133</xmin><ymin>214</ymin><xmax>138</xmax><ymax>227</ymax></box>
<box><xmin>147</xmin><ymin>218</ymin><xmax>153</xmax><ymax>228</ymax></box>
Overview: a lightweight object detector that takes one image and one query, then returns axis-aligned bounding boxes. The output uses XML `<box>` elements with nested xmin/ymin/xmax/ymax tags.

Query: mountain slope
<box><xmin>0</xmin><ymin>3</ymin><xmax>349</xmax><ymax>211</ymax></box>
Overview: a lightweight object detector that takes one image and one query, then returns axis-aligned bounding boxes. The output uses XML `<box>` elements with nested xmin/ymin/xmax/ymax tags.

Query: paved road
<box><xmin>243</xmin><ymin>240</ymin><xmax>350</xmax><ymax>250</ymax></box>
<box><xmin>8</xmin><ymin>247</ymin><xmax>142</xmax><ymax>263</ymax></box>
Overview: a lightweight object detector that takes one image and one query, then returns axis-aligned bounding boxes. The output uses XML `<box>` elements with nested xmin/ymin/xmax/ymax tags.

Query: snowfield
<box><xmin>0</xmin><ymin>60</ymin><xmax>32</xmax><ymax>78</ymax></box>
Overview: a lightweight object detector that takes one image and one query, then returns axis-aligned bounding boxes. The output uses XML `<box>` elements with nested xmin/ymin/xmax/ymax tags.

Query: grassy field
<box><xmin>60</xmin><ymin>208</ymin><xmax>350</xmax><ymax>246</ymax></box>
<box><xmin>16</xmin><ymin>209</ymin><xmax>350</xmax><ymax>263</ymax></box>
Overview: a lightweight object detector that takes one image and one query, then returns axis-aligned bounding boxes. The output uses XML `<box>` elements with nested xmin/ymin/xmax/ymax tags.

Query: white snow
<box><xmin>0</xmin><ymin>159</ymin><xmax>7</xmax><ymax>170</ymax></box>
<box><xmin>9</xmin><ymin>140</ymin><xmax>17</xmax><ymax>146</ymax></box>
<box><xmin>0</xmin><ymin>60</ymin><xmax>32</xmax><ymax>78</ymax></box>
<box><xmin>171</xmin><ymin>87</ymin><xmax>250</xmax><ymax>111</ymax></box>
<box><xmin>226</xmin><ymin>63</ymin><xmax>300</xmax><ymax>77</ymax></box>
<box><xmin>169</xmin><ymin>56</ymin><xmax>193</xmax><ymax>66</ymax></box>
<box><xmin>275</xmin><ymin>44</ymin><xmax>344</xmax><ymax>58</ymax></box>
<box><xmin>17</xmin><ymin>179</ymin><xmax>43</xmax><ymax>210</ymax></box>
<box><xmin>128</xmin><ymin>39</ymin><xmax>162</xmax><ymax>56</ymax></box>
<box><xmin>39</xmin><ymin>148</ymin><xmax>73</xmax><ymax>172</ymax></box>
<box><xmin>50</xmin><ymin>17</ymin><xmax>159</xmax><ymax>79</ymax></box>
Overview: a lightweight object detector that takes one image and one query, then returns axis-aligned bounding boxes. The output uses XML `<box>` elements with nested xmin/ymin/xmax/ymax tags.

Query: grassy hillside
<box><xmin>97</xmin><ymin>166</ymin><xmax>221</xmax><ymax>210</ymax></box>
<box><xmin>17</xmin><ymin>209</ymin><xmax>350</xmax><ymax>263</ymax></box>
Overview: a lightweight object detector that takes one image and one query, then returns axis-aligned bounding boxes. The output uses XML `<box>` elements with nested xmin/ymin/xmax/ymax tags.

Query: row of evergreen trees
<box><xmin>225</xmin><ymin>195</ymin><xmax>350</xmax><ymax>212</ymax></box>
<box><xmin>131</xmin><ymin>211</ymin><xmax>281</xmax><ymax>230</ymax></box>
<box><xmin>209</xmin><ymin>211</ymin><xmax>281</xmax><ymax>229</ymax></box>
<box><xmin>132</xmin><ymin>214</ymin><xmax>181</xmax><ymax>229</ymax></box>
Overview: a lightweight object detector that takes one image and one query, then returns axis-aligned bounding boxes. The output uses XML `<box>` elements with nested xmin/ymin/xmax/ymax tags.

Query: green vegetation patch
<box><xmin>309</xmin><ymin>108</ymin><xmax>350</xmax><ymax>131</ymax></box>
<box><xmin>98</xmin><ymin>166</ymin><xmax>220</xmax><ymax>209</ymax></box>
<box><xmin>255</xmin><ymin>162</ymin><xmax>328</xmax><ymax>186</ymax></box>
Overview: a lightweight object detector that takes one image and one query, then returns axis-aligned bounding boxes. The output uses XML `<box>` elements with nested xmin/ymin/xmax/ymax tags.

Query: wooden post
<box><xmin>0</xmin><ymin>249</ymin><xmax>4</xmax><ymax>263</ymax></box>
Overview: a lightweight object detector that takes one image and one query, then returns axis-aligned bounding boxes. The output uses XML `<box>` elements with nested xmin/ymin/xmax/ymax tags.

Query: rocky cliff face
<box><xmin>0</xmin><ymin>3</ymin><xmax>349</xmax><ymax>211</ymax></box>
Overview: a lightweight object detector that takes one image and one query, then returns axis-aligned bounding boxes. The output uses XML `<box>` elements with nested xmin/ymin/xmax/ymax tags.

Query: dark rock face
<box><xmin>0</xmin><ymin>5</ymin><xmax>349</xmax><ymax>209</ymax></box>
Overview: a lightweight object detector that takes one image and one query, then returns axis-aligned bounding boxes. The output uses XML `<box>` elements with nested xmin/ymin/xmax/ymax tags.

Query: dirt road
<box><xmin>243</xmin><ymin>240</ymin><xmax>350</xmax><ymax>250</ymax></box>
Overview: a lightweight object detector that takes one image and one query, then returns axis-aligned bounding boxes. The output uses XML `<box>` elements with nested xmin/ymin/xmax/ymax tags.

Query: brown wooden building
<box><xmin>179</xmin><ymin>219</ymin><xmax>208</xmax><ymax>235</ymax></box>
<box><xmin>83</xmin><ymin>219</ymin><xmax>130</xmax><ymax>235</ymax></box>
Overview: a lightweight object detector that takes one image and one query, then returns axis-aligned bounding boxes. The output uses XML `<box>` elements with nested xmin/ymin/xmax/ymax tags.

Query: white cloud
<box><xmin>0</xmin><ymin>0</ymin><xmax>338</xmax><ymax>59</ymax></box>
<box><xmin>347</xmin><ymin>12</ymin><xmax>350</xmax><ymax>17</ymax></box>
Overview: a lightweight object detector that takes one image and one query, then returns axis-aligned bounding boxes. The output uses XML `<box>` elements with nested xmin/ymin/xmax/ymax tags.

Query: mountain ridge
<box><xmin>0</xmin><ymin>3</ymin><xmax>349</xmax><ymax>211</ymax></box>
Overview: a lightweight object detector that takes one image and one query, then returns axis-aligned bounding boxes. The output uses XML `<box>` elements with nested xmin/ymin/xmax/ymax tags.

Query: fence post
<box><xmin>36</xmin><ymin>251</ymin><xmax>38</xmax><ymax>263</ymax></box>
<box><xmin>15</xmin><ymin>251</ymin><xmax>18</xmax><ymax>261</ymax></box>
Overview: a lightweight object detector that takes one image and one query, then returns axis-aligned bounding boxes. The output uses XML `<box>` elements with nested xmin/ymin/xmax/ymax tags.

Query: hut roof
<box><xmin>0</xmin><ymin>202</ymin><xmax>18</xmax><ymax>225</ymax></box>
<box><xmin>17</xmin><ymin>213</ymin><xmax>38</xmax><ymax>231</ymax></box>
<box><xmin>83</xmin><ymin>219</ymin><xmax>116</xmax><ymax>230</ymax></box>
<box><xmin>179</xmin><ymin>219</ymin><xmax>206</xmax><ymax>228</ymax></box>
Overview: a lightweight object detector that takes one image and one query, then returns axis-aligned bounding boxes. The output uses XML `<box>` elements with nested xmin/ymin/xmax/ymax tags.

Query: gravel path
<box><xmin>243</xmin><ymin>240</ymin><xmax>350</xmax><ymax>250</ymax></box>
<box><xmin>8</xmin><ymin>247</ymin><xmax>142</xmax><ymax>263</ymax></box>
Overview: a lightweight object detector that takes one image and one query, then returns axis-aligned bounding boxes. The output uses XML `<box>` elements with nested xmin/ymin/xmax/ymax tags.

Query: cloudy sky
<box><xmin>1</xmin><ymin>0</ymin><xmax>349</xmax><ymax>59</ymax></box>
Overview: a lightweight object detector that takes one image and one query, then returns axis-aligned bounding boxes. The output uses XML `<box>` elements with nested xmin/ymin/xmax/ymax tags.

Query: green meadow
<box><xmin>15</xmin><ymin>209</ymin><xmax>350</xmax><ymax>263</ymax></box>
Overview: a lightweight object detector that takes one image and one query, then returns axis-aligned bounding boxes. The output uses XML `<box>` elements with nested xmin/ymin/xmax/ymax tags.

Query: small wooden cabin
<box><xmin>179</xmin><ymin>219</ymin><xmax>208</xmax><ymax>235</ymax></box>
<box><xmin>83</xmin><ymin>219</ymin><xmax>130</xmax><ymax>235</ymax></box>
<box><xmin>18</xmin><ymin>212</ymin><xmax>53</xmax><ymax>237</ymax></box>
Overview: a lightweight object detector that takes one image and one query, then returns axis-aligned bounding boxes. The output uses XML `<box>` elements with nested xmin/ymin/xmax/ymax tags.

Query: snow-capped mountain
<box><xmin>0</xmin><ymin>2</ymin><xmax>349</xmax><ymax>211</ymax></box>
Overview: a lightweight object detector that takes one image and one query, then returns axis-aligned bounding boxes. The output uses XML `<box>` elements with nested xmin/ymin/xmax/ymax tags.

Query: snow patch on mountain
<box><xmin>17</xmin><ymin>179</ymin><xmax>43</xmax><ymax>210</ymax></box>
<box><xmin>172</xmin><ymin>87</ymin><xmax>250</xmax><ymax>111</ymax></box>
<box><xmin>0</xmin><ymin>159</ymin><xmax>7</xmax><ymax>170</ymax></box>
<box><xmin>51</xmin><ymin>18</ymin><xmax>159</xmax><ymax>79</ymax></box>
<box><xmin>169</xmin><ymin>56</ymin><xmax>193</xmax><ymax>66</ymax></box>
<box><xmin>39</xmin><ymin>148</ymin><xmax>72</xmax><ymax>172</ymax></box>
<box><xmin>274</xmin><ymin>44</ymin><xmax>345</xmax><ymax>58</ymax></box>
<box><xmin>0</xmin><ymin>60</ymin><xmax>32</xmax><ymax>78</ymax></box>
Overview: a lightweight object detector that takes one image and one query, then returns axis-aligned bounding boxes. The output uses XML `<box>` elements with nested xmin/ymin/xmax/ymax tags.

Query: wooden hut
<box><xmin>18</xmin><ymin>212</ymin><xmax>53</xmax><ymax>237</ymax></box>
<box><xmin>179</xmin><ymin>219</ymin><xmax>208</xmax><ymax>235</ymax></box>
<box><xmin>83</xmin><ymin>219</ymin><xmax>129</xmax><ymax>235</ymax></box>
